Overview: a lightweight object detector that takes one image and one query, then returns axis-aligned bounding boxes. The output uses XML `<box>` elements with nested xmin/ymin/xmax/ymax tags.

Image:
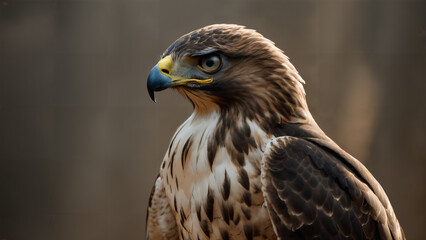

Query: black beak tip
<box><xmin>148</xmin><ymin>88</ymin><xmax>156</xmax><ymax>102</ymax></box>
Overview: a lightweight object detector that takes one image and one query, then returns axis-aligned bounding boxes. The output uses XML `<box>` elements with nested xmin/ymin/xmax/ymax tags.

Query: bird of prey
<box><xmin>145</xmin><ymin>24</ymin><xmax>405</xmax><ymax>240</ymax></box>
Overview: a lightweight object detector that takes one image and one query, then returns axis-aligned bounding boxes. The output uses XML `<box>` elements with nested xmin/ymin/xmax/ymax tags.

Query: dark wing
<box><xmin>261</xmin><ymin>136</ymin><xmax>405</xmax><ymax>240</ymax></box>
<box><xmin>146</xmin><ymin>176</ymin><xmax>179</xmax><ymax>240</ymax></box>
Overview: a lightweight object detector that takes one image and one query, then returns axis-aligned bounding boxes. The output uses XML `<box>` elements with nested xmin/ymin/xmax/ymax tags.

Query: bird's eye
<box><xmin>198</xmin><ymin>54</ymin><xmax>221</xmax><ymax>73</ymax></box>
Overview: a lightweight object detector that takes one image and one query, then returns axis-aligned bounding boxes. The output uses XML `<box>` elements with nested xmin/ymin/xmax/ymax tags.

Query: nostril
<box><xmin>161</xmin><ymin>69</ymin><xmax>169</xmax><ymax>74</ymax></box>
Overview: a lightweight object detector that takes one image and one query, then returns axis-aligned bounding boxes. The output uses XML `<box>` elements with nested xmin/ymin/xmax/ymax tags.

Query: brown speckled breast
<box><xmin>160</xmin><ymin>111</ymin><xmax>277</xmax><ymax>240</ymax></box>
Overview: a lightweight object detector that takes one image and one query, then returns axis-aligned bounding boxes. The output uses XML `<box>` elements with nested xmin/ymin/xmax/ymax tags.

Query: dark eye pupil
<box><xmin>206</xmin><ymin>59</ymin><xmax>214</xmax><ymax>67</ymax></box>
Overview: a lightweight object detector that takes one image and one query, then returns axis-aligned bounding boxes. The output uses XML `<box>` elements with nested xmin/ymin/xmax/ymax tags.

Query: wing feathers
<box><xmin>146</xmin><ymin>177</ymin><xmax>179</xmax><ymax>240</ymax></box>
<box><xmin>261</xmin><ymin>136</ymin><xmax>403</xmax><ymax>240</ymax></box>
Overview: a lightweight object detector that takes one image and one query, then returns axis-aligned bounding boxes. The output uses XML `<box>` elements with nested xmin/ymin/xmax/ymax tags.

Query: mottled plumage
<box><xmin>146</xmin><ymin>24</ymin><xmax>405</xmax><ymax>240</ymax></box>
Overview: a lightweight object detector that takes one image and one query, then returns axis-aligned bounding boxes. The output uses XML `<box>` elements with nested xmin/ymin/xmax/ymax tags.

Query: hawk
<box><xmin>145</xmin><ymin>24</ymin><xmax>405</xmax><ymax>240</ymax></box>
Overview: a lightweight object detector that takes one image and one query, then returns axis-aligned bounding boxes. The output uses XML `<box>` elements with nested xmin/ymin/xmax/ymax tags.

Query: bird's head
<box><xmin>147</xmin><ymin>24</ymin><xmax>309</xmax><ymax>123</ymax></box>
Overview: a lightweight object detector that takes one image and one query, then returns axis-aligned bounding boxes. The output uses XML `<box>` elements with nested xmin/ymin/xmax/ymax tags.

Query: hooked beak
<box><xmin>146</xmin><ymin>55</ymin><xmax>212</xmax><ymax>102</ymax></box>
<box><xmin>147</xmin><ymin>64</ymin><xmax>172</xmax><ymax>102</ymax></box>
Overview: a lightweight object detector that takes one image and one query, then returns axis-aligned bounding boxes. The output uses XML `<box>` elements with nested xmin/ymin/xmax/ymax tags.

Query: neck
<box><xmin>178</xmin><ymin>75</ymin><xmax>312</xmax><ymax>131</ymax></box>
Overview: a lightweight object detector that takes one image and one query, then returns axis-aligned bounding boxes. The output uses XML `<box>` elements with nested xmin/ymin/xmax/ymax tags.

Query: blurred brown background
<box><xmin>0</xmin><ymin>0</ymin><xmax>425</xmax><ymax>239</ymax></box>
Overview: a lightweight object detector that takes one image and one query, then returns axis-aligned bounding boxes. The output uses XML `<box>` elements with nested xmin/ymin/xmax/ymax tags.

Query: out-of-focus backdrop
<box><xmin>1</xmin><ymin>0</ymin><xmax>425</xmax><ymax>239</ymax></box>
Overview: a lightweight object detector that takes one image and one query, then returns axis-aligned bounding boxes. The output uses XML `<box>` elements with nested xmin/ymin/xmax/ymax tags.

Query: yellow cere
<box><xmin>158</xmin><ymin>55</ymin><xmax>174</xmax><ymax>77</ymax></box>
